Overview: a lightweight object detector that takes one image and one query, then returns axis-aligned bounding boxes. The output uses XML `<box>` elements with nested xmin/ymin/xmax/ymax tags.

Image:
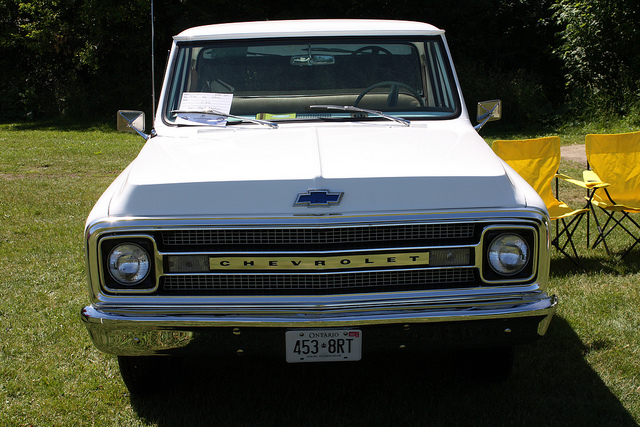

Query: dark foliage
<box><xmin>1</xmin><ymin>1</ymin><xmax>638</xmax><ymax>126</ymax></box>
<box><xmin>554</xmin><ymin>0</ymin><xmax>640</xmax><ymax>116</ymax></box>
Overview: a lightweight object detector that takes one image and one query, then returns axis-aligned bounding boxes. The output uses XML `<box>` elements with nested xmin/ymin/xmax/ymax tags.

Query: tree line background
<box><xmin>1</xmin><ymin>0</ymin><xmax>639</xmax><ymax>128</ymax></box>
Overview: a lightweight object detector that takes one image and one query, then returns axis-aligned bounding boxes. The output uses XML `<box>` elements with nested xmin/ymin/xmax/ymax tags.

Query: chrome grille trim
<box><xmin>161</xmin><ymin>268</ymin><xmax>476</xmax><ymax>294</ymax></box>
<box><xmin>161</xmin><ymin>223</ymin><xmax>475</xmax><ymax>246</ymax></box>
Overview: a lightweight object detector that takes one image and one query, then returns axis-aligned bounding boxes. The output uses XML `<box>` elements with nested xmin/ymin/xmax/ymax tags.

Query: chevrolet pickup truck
<box><xmin>80</xmin><ymin>19</ymin><xmax>557</xmax><ymax>393</ymax></box>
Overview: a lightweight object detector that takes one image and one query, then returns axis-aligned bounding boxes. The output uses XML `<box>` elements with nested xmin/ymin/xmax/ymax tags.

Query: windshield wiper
<box><xmin>171</xmin><ymin>109</ymin><xmax>278</xmax><ymax>129</ymax></box>
<box><xmin>308</xmin><ymin>105</ymin><xmax>410</xmax><ymax>127</ymax></box>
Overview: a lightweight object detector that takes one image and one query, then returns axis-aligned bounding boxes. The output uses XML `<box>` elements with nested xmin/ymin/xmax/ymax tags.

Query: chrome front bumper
<box><xmin>81</xmin><ymin>294</ymin><xmax>557</xmax><ymax>356</ymax></box>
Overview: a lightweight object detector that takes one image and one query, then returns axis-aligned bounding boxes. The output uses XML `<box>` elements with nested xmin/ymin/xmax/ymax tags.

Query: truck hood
<box><xmin>108</xmin><ymin>125</ymin><xmax>524</xmax><ymax>217</ymax></box>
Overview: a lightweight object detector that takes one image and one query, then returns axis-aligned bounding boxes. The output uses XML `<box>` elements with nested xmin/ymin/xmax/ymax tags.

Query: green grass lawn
<box><xmin>1</xmin><ymin>123</ymin><xmax>639</xmax><ymax>426</ymax></box>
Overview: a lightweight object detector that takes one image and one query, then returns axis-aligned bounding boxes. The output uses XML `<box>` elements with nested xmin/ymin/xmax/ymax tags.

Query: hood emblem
<box><xmin>294</xmin><ymin>189</ymin><xmax>343</xmax><ymax>207</ymax></box>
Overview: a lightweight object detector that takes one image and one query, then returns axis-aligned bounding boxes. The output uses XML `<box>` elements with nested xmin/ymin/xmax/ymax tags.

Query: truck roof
<box><xmin>174</xmin><ymin>19</ymin><xmax>444</xmax><ymax>42</ymax></box>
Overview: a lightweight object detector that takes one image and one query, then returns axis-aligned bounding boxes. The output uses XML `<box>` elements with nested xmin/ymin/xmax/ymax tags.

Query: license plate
<box><xmin>285</xmin><ymin>329</ymin><xmax>362</xmax><ymax>363</ymax></box>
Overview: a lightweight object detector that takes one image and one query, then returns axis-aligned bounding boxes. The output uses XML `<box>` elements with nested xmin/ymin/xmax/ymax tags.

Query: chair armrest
<box><xmin>582</xmin><ymin>170</ymin><xmax>610</xmax><ymax>188</ymax></box>
<box><xmin>554</xmin><ymin>172</ymin><xmax>609</xmax><ymax>189</ymax></box>
<box><xmin>555</xmin><ymin>173</ymin><xmax>593</xmax><ymax>189</ymax></box>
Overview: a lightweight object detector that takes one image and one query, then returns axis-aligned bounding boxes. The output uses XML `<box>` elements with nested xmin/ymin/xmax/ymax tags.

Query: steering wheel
<box><xmin>354</xmin><ymin>81</ymin><xmax>425</xmax><ymax>108</ymax></box>
<box><xmin>351</xmin><ymin>46</ymin><xmax>393</xmax><ymax>56</ymax></box>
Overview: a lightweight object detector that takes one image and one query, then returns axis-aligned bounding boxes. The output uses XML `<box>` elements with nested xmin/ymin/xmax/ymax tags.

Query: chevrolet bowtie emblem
<box><xmin>294</xmin><ymin>189</ymin><xmax>343</xmax><ymax>207</ymax></box>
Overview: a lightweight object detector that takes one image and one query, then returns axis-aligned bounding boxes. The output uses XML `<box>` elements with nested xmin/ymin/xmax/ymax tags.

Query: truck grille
<box><xmin>153</xmin><ymin>223</ymin><xmax>481</xmax><ymax>296</ymax></box>
<box><xmin>160</xmin><ymin>223</ymin><xmax>476</xmax><ymax>250</ymax></box>
<box><xmin>161</xmin><ymin>268</ymin><xmax>476</xmax><ymax>295</ymax></box>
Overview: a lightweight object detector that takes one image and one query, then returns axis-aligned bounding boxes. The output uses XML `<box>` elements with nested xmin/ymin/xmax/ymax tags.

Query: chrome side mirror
<box><xmin>474</xmin><ymin>100</ymin><xmax>502</xmax><ymax>131</ymax></box>
<box><xmin>117</xmin><ymin>110</ymin><xmax>150</xmax><ymax>140</ymax></box>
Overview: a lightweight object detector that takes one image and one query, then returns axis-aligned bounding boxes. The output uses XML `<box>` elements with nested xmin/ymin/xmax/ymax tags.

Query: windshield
<box><xmin>164</xmin><ymin>37</ymin><xmax>460</xmax><ymax>125</ymax></box>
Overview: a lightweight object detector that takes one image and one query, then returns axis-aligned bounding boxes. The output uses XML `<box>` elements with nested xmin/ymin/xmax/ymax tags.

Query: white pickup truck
<box><xmin>80</xmin><ymin>19</ymin><xmax>557</xmax><ymax>393</ymax></box>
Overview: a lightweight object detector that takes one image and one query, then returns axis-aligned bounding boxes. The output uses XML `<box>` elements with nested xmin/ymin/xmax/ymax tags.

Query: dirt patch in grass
<box><xmin>561</xmin><ymin>144</ymin><xmax>587</xmax><ymax>167</ymax></box>
<box><xmin>0</xmin><ymin>173</ymin><xmax>81</xmax><ymax>180</ymax></box>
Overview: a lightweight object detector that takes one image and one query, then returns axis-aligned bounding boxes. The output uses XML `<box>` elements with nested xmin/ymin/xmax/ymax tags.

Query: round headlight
<box><xmin>108</xmin><ymin>243</ymin><xmax>151</xmax><ymax>285</ymax></box>
<box><xmin>487</xmin><ymin>234</ymin><xmax>530</xmax><ymax>276</ymax></box>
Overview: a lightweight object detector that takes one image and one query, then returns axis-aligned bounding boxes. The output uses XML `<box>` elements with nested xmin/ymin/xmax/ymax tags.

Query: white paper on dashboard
<box><xmin>175</xmin><ymin>92</ymin><xmax>234</xmax><ymax>126</ymax></box>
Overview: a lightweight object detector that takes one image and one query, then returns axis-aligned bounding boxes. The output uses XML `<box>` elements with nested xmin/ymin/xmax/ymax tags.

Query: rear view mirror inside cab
<box><xmin>290</xmin><ymin>55</ymin><xmax>336</xmax><ymax>66</ymax></box>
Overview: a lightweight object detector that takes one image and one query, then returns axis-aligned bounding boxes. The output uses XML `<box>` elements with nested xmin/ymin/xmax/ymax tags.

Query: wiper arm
<box><xmin>171</xmin><ymin>109</ymin><xmax>278</xmax><ymax>129</ymax></box>
<box><xmin>308</xmin><ymin>105</ymin><xmax>410</xmax><ymax>127</ymax></box>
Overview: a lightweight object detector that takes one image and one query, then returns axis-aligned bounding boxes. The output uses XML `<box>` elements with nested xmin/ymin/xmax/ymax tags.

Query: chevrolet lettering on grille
<box><xmin>209</xmin><ymin>252</ymin><xmax>430</xmax><ymax>270</ymax></box>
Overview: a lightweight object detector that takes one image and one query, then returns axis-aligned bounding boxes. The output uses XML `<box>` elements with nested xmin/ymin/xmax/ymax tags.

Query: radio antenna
<box><xmin>151</xmin><ymin>0</ymin><xmax>156</xmax><ymax>124</ymax></box>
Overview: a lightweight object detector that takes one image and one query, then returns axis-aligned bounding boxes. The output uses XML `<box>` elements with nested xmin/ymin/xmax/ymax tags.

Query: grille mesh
<box><xmin>161</xmin><ymin>268</ymin><xmax>476</xmax><ymax>295</ymax></box>
<box><xmin>162</xmin><ymin>223</ymin><xmax>475</xmax><ymax>246</ymax></box>
<box><xmin>158</xmin><ymin>224</ymin><xmax>479</xmax><ymax>295</ymax></box>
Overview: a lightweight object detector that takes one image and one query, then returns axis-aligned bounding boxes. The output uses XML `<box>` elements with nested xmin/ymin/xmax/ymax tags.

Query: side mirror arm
<box><xmin>474</xmin><ymin>100</ymin><xmax>502</xmax><ymax>131</ymax></box>
<box><xmin>117</xmin><ymin>110</ymin><xmax>153</xmax><ymax>140</ymax></box>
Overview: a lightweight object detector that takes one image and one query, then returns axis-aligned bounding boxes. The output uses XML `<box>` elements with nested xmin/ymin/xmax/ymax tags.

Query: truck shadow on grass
<box><xmin>129</xmin><ymin>315</ymin><xmax>636</xmax><ymax>426</ymax></box>
<box><xmin>549</xmin><ymin>242</ymin><xmax>640</xmax><ymax>274</ymax></box>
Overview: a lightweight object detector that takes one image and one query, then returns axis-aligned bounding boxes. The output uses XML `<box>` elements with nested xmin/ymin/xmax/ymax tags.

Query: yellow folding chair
<box><xmin>581</xmin><ymin>131</ymin><xmax>640</xmax><ymax>258</ymax></box>
<box><xmin>493</xmin><ymin>136</ymin><xmax>588</xmax><ymax>266</ymax></box>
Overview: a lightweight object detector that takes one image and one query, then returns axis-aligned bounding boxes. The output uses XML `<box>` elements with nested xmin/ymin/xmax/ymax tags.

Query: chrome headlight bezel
<box><xmin>99</xmin><ymin>235</ymin><xmax>157</xmax><ymax>293</ymax></box>
<box><xmin>481</xmin><ymin>226</ymin><xmax>537</xmax><ymax>283</ymax></box>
